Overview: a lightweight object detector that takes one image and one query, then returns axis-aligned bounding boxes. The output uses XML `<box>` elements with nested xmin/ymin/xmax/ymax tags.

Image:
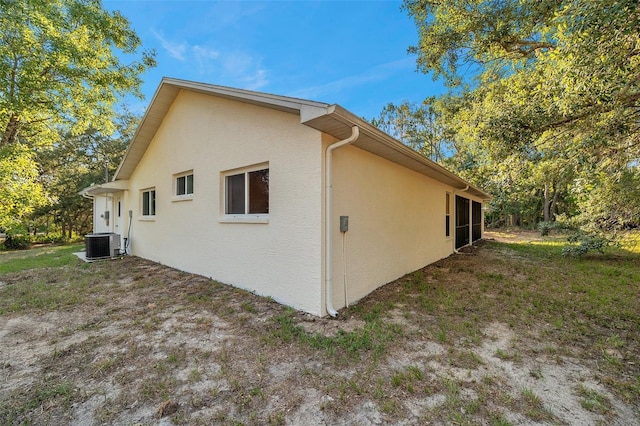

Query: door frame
<box><xmin>455</xmin><ymin>195</ymin><xmax>470</xmax><ymax>249</ymax></box>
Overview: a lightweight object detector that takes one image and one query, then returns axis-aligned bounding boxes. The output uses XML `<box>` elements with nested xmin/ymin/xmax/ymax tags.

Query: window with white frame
<box><xmin>175</xmin><ymin>171</ymin><xmax>194</xmax><ymax>197</ymax></box>
<box><xmin>224</xmin><ymin>166</ymin><xmax>269</xmax><ymax>216</ymax></box>
<box><xmin>142</xmin><ymin>188</ymin><xmax>156</xmax><ymax>216</ymax></box>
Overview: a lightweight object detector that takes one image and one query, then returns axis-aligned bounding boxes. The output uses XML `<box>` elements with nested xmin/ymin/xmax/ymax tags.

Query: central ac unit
<box><xmin>85</xmin><ymin>233</ymin><xmax>121</xmax><ymax>260</ymax></box>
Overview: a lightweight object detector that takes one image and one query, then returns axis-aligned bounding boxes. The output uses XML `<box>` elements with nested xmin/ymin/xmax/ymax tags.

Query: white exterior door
<box><xmin>115</xmin><ymin>197</ymin><xmax>124</xmax><ymax>250</ymax></box>
<box><xmin>93</xmin><ymin>195</ymin><xmax>113</xmax><ymax>233</ymax></box>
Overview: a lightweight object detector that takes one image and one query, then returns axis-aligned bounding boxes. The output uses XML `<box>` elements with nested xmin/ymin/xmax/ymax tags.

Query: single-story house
<box><xmin>82</xmin><ymin>77</ymin><xmax>490</xmax><ymax>317</ymax></box>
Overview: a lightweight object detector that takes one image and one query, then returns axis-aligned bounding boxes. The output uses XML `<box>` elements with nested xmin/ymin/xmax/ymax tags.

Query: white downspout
<box><xmin>325</xmin><ymin>125</ymin><xmax>359</xmax><ymax>317</ymax></box>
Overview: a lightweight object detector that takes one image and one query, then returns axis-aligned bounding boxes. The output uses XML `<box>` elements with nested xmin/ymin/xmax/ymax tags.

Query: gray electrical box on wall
<box><xmin>340</xmin><ymin>216</ymin><xmax>349</xmax><ymax>232</ymax></box>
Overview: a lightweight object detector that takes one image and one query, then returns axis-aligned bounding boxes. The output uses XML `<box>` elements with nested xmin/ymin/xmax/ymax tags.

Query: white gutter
<box><xmin>325</xmin><ymin>125</ymin><xmax>360</xmax><ymax>317</ymax></box>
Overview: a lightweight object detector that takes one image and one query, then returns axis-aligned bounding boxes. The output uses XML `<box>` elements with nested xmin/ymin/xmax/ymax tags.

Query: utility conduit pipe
<box><xmin>325</xmin><ymin>125</ymin><xmax>359</xmax><ymax>317</ymax></box>
<box><xmin>343</xmin><ymin>230</ymin><xmax>349</xmax><ymax>308</ymax></box>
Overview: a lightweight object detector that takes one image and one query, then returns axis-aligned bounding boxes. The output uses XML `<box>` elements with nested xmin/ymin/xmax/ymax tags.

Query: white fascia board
<box><xmin>300</xmin><ymin>104</ymin><xmax>332</xmax><ymax>123</ymax></box>
<box><xmin>114</xmin><ymin>77</ymin><xmax>330</xmax><ymax>181</ymax></box>
<box><xmin>302</xmin><ymin>104</ymin><xmax>491</xmax><ymax>200</ymax></box>
<box><xmin>162</xmin><ymin>77</ymin><xmax>329</xmax><ymax>114</ymax></box>
<box><xmin>113</xmin><ymin>78</ymin><xmax>179</xmax><ymax>181</ymax></box>
<box><xmin>80</xmin><ymin>180</ymin><xmax>129</xmax><ymax>196</ymax></box>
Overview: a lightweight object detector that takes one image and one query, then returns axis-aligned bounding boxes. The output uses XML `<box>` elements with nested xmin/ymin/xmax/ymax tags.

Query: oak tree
<box><xmin>402</xmin><ymin>0</ymin><xmax>640</xmax><ymax>229</ymax></box>
<box><xmin>0</xmin><ymin>0</ymin><xmax>155</xmax><ymax>147</ymax></box>
<box><xmin>0</xmin><ymin>0</ymin><xmax>154</xmax><ymax>236</ymax></box>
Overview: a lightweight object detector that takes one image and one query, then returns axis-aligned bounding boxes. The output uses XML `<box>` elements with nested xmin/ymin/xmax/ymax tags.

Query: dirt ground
<box><xmin>1</xmin><ymin>234</ymin><xmax>639</xmax><ymax>425</ymax></box>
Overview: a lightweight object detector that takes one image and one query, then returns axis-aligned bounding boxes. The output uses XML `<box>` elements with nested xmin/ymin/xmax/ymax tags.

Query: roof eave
<box><xmin>113</xmin><ymin>77</ymin><xmax>330</xmax><ymax>181</ymax></box>
<box><xmin>111</xmin><ymin>77</ymin><xmax>490</xmax><ymax>200</ymax></box>
<box><xmin>80</xmin><ymin>180</ymin><xmax>130</xmax><ymax>196</ymax></box>
<box><xmin>301</xmin><ymin>105</ymin><xmax>491</xmax><ymax>200</ymax></box>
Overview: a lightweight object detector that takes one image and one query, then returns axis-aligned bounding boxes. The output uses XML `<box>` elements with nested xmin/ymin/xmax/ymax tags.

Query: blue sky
<box><xmin>104</xmin><ymin>0</ymin><xmax>444</xmax><ymax>120</ymax></box>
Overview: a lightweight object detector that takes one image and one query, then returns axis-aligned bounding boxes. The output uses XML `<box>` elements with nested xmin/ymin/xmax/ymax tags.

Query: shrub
<box><xmin>1</xmin><ymin>234</ymin><xmax>32</xmax><ymax>250</ymax></box>
<box><xmin>562</xmin><ymin>232</ymin><xmax>617</xmax><ymax>257</ymax></box>
<box><xmin>32</xmin><ymin>232</ymin><xmax>68</xmax><ymax>245</ymax></box>
<box><xmin>538</xmin><ymin>217</ymin><xmax>576</xmax><ymax>236</ymax></box>
<box><xmin>538</xmin><ymin>221</ymin><xmax>553</xmax><ymax>236</ymax></box>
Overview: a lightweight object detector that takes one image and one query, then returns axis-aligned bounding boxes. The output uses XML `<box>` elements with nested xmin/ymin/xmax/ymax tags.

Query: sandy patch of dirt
<box><xmin>1</xmin><ymin>245</ymin><xmax>639</xmax><ymax>425</ymax></box>
<box><xmin>485</xmin><ymin>229</ymin><xmax>545</xmax><ymax>243</ymax></box>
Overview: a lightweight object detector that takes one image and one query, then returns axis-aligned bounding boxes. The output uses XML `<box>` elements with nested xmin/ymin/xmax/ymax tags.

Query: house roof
<box><xmin>114</xmin><ymin>77</ymin><xmax>490</xmax><ymax>200</ymax></box>
<box><xmin>80</xmin><ymin>180</ymin><xmax>129</xmax><ymax>196</ymax></box>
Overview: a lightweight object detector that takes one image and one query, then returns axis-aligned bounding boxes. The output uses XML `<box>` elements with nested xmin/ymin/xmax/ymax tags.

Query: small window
<box><xmin>176</xmin><ymin>172</ymin><xmax>194</xmax><ymax>196</ymax></box>
<box><xmin>445</xmin><ymin>192</ymin><xmax>451</xmax><ymax>238</ymax></box>
<box><xmin>224</xmin><ymin>166</ymin><xmax>269</xmax><ymax>216</ymax></box>
<box><xmin>142</xmin><ymin>189</ymin><xmax>156</xmax><ymax>216</ymax></box>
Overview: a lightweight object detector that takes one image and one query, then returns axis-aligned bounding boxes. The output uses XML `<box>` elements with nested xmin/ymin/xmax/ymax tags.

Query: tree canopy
<box><xmin>0</xmin><ymin>0</ymin><xmax>154</xmax><ymax>239</ymax></box>
<box><xmin>370</xmin><ymin>99</ymin><xmax>449</xmax><ymax>162</ymax></box>
<box><xmin>397</xmin><ymin>0</ymin><xmax>640</xmax><ymax>230</ymax></box>
<box><xmin>0</xmin><ymin>143</ymin><xmax>47</xmax><ymax>233</ymax></box>
<box><xmin>35</xmin><ymin>112</ymin><xmax>137</xmax><ymax>239</ymax></box>
<box><xmin>0</xmin><ymin>0</ymin><xmax>155</xmax><ymax>147</ymax></box>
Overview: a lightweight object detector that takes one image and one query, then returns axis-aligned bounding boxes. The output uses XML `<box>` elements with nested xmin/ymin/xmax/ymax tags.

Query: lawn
<box><xmin>0</xmin><ymin>233</ymin><xmax>638</xmax><ymax>425</ymax></box>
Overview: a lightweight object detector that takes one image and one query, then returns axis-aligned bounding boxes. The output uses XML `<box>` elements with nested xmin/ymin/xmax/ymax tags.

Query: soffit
<box><xmin>302</xmin><ymin>106</ymin><xmax>491</xmax><ymax>200</ymax></box>
<box><xmin>113</xmin><ymin>78</ymin><xmax>329</xmax><ymax>181</ymax></box>
<box><xmin>81</xmin><ymin>180</ymin><xmax>129</xmax><ymax>196</ymax></box>
<box><xmin>112</xmin><ymin>78</ymin><xmax>490</xmax><ymax>200</ymax></box>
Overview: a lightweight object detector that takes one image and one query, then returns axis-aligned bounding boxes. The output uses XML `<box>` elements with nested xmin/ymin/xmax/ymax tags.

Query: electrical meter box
<box><xmin>339</xmin><ymin>216</ymin><xmax>349</xmax><ymax>232</ymax></box>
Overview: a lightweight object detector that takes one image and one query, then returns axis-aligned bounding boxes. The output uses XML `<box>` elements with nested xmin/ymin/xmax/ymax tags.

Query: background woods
<box><xmin>2</xmin><ymin>0</ymin><xmax>639</xmax><ymax>248</ymax></box>
<box><xmin>374</xmin><ymin>0</ymin><xmax>640</xmax><ymax>232</ymax></box>
<box><xmin>0</xmin><ymin>0</ymin><xmax>153</xmax><ymax>247</ymax></box>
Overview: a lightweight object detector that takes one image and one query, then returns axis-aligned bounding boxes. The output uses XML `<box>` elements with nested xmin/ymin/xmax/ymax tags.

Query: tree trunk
<box><xmin>551</xmin><ymin>185</ymin><xmax>560</xmax><ymax>220</ymax></box>
<box><xmin>1</xmin><ymin>114</ymin><xmax>20</xmax><ymax>146</ymax></box>
<box><xmin>510</xmin><ymin>212</ymin><xmax>521</xmax><ymax>227</ymax></box>
<box><xmin>543</xmin><ymin>183</ymin><xmax>551</xmax><ymax>222</ymax></box>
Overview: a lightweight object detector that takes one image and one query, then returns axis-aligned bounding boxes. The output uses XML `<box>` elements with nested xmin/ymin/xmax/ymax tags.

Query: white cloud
<box><xmin>191</xmin><ymin>45</ymin><xmax>220</xmax><ymax>75</ymax></box>
<box><xmin>149</xmin><ymin>30</ymin><xmax>268</xmax><ymax>90</ymax></box>
<box><xmin>219</xmin><ymin>52</ymin><xmax>268</xmax><ymax>90</ymax></box>
<box><xmin>151</xmin><ymin>29</ymin><xmax>186</xmax><ymax>61</ymax></box>
<box><xmin>192</xmin><ymin>45</ymin><xmax>219</xmax><ymax>60</ymax></box>
<box><xmin>288</xmin><ymin>58</ymin><xmax>414</xmax><ymax>100</ymax></box>
<box><xmin>241</xmin><ymin>68</ymin><xmax>268</xmax><ymax>91</ymax></box>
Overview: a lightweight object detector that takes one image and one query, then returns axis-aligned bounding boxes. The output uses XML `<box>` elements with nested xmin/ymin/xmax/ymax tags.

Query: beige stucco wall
<box><xmin>125</xmin><ymin>90</ymin><xmax>325</xmax><ymax>315</ymax></box>
<box><xmin>328</xmin><ymin>144</ymin><xmax>484</xmax><ymax>310</ymax></box>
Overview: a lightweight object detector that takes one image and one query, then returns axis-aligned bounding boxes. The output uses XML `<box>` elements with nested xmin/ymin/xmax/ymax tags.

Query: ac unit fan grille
<box><xmin>85</xmin><ymin>233</ymin><xmax>120</xmax><ymax>259</ymax></box>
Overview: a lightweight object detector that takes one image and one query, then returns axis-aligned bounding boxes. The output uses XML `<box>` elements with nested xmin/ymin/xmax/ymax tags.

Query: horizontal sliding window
<box><xmin>223</xmin><ymin>166</ymin><xmax>269</xmax><ymax>217</ymax></box>
<box><xmin>175</xmin><ymin>172</ymin><xmax>194</xmax><ymax>197</ymax></box>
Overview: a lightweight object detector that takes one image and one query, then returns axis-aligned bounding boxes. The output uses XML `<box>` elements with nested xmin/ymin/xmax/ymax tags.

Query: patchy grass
<box><xmin>619</xmin><ymin>232</ymin><xmax>640</xmax><ymax>254</ymax></box>
<box><xmin>0</xmin><ymin>233</ymin><xmax>639</xmax><ymax>425</ymax></box>
<box><xmin>0</xmin><ymin>243</ymin><xmax>83</xmax><ymax>274</ymax></box>
<box><xmin>0</xmin><ymin>247</ymin><xmax>122</xmax><ymax>315</ymax></box>
<box><xmin>0</xmin><ymin>379</ymin><xmax>79</xmax><ymax>424</ymax></box>
<box><xmin>267</xmin><ymin>307</ymin><xmax>402</xmax><ymax>360</ymax></box>
<box><xmin>577</xmin><ymin>385</ymin><xmax>612</xmax><ymax>415</ymax></box>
